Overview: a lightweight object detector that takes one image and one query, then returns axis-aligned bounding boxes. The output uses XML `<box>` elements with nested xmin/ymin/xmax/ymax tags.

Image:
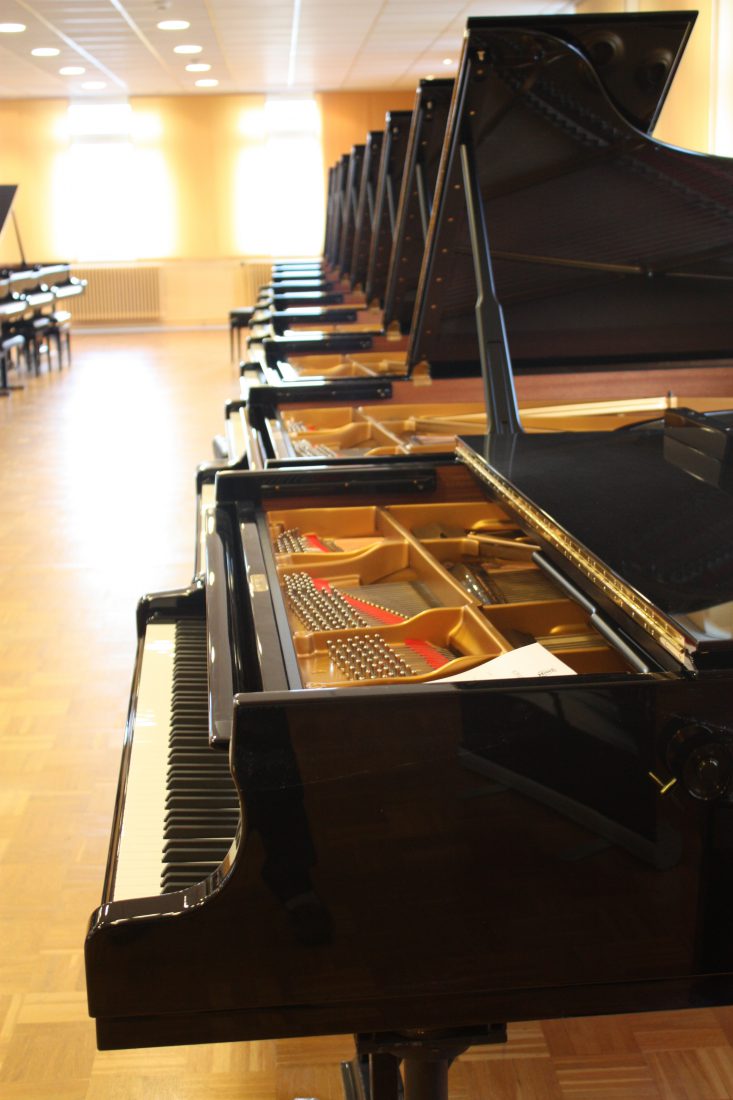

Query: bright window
<box><xmin>235</xmin><ymin>98</ymin><xmax>324</xmax><ymax>256</ymax></box>
<box><xmin>53</xmin><ymin>101</ymin><xmax>174</xmax><ymax>261</ymax></box>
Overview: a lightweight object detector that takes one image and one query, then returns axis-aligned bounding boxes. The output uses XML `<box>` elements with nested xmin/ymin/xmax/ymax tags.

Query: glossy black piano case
<box><xmin>87</xmin><ymin>452</ymin><xmax>733</xmax><ymax>1050</ymax></box>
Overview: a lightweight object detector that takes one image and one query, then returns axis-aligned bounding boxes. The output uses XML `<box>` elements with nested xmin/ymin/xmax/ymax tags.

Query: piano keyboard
<box><xmin>112</xmin><ymin>618</ymin><xmax>238</xmax><ymax>901</ymax></box>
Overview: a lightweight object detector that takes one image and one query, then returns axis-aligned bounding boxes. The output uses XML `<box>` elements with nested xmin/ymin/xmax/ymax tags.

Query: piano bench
<box><xmin>29</xmin><ymin>315</ymin><xmax>53</xmax><ymax>375</ymax></box>
<box><xmin>47</xmin><ymin>310</ymin><xmax>72</xmax><ymax>370</ymax></box>
<box><xmin>229</xmin><ymin>307</ymin><xmax>255</xmax><ymax>364</ymax></box>
<box><xmin>2</xmin><ymin>321</ymin><xmax>37</xmax><ymax>377</ymax></box>
<box><xmin>1</xmin><ymin>332</ymin><xmax>26</xmax><ymax>394</ymax></box>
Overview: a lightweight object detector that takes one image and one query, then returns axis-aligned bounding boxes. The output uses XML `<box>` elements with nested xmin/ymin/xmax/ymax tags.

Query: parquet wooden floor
<box><xmin>2</xmin><ymin>329</ymin><xmax>733</xmax><ymax>1100</ymax></box>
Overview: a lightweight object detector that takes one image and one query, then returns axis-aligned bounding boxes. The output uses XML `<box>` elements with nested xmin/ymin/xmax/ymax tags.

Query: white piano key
<box><xmin>112</xmin><ymin>623</ymin><xmax>175</xmax><ymax>902</ymax></box>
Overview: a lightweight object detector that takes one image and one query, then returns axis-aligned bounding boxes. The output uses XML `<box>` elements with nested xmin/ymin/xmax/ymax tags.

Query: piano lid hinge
<box><xmin>457</xmin><ymin>438</ymin><xmax>690</xmax><ymax>668</ymax></box>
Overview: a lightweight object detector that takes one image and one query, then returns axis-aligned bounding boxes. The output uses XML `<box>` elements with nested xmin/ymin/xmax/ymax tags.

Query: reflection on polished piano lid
<box><xmin>459</xmin><ymin>428</ymin><xmax>733</xmax><ymax>669</ymax></box>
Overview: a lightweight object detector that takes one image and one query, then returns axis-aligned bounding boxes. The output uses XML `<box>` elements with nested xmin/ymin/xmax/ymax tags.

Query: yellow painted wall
<box><xmin>317</xmin><ymin>90</ymin><xmax>417</xmax><ymax>176</ymax></box>
<box><xmin>715</xmin><ymin>0</ymin><xmax>733</xmax><ymax>154</ymax></box>
<box><xmin>0</xmin><ymin>90</ymin><xmax>417</xmax><ymax>266</ymax></box>
<box><xmin>130</xmin><ymin>94</ymin><xmax>266</xmax><ymax>259</ymax></box>
<box><xmin>644</xmin><ymin>0</ymin><xmax>714</xmax><ymax>152</ymax></box>
<box><xmin>0</xmin><ymin>98</ymin><xmax>67</xmax><ymax>264</ymax></box>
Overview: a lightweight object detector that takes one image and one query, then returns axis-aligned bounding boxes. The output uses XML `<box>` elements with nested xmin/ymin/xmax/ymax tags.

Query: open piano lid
<box><xmin>380</xmin><ymin>79</ymin><xmax>454</xmax><ymax>332</ymax></box>
<box><xmin>336</xmin><ymin>144</ymin><xmax>365</xmax><ymax>278</ymax></box>
<box><xmin>407</xmin><ymin>11</ymin><xmax>733</xmax><ymax>379</ymax></box>
<box><xmin>326</xmin><ymin>154</ymin><xmax>350</xmax><ymax>267</ymax></box>
<box><xmin>0</xmin><ymin>185</ymin><xmax>18</xmax><ymax>245</ymax></box>
<box><xmin>457</xmin><ymin>427</ymin><xmax>733</xmax><ymax>672</ymax></box>
<box><xmin>407</xmin><ymin>10</ymin><xmax>733</xmax><ymax>672</ymax></box>
<box><xmin>349</xmin><ymin>129</ymin><xmax>384</xmax><ymax>290</ymax></box>
<box><xmin>364</xmin><ymin>109</ymin><xmax>412</xmax><ymax>306</ymax></box>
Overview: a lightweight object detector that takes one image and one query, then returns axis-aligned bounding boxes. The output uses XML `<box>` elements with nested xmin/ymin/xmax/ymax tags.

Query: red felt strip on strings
<box><xmin>305</xmin><ymin>534</ymin><xmax>331</xmax><ymax>552</ymax></box>
<box><xmin>404</xmin><ymin>638</ymin><xmax>450</xmax><ymax>669</ymax></box>
<box><xmin>343</xmin><ymin>594</ymin><xmax>405</xmax><ymax>624</ymax></box>
<box><xmin>311</xmin><ymin>577</ymin><xmax>406</xmax><ymax>624</ymax></box>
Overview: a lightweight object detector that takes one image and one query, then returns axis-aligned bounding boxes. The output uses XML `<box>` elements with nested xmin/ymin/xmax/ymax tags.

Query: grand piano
<box><xmin>252</xmin><ymin>146</ymin><xmax>367</xmax><ymax>320</ymax></box>
<box><xmin>347</xmin><ymin>130</ymin><xmax>384</xmax><ymax>296</ymax></box>
<box><xmin>220</xmin><ymin>8</ymin><xmax>732</xmax><ymax>473</ymax></box>
<box><xmin>87</xmin><ymin>12</ymin><xmax>733</xmax><ymax>1100</ymax></box>
<box><xmin>252</xmin><ymin>135</ymin><xmax>387</xmax><ymax>339</ymax></box>
<box><xmin>1</xmin><ymin>184</ymin><xmax>87</xmax><ymax>385</ymax></box>
<box><xmin>247</xmin><ymin>82</ymin><xmax>451</xmax><ymax>376</ymax></box>
<box><xmin>364</xmin><ymin>109</ymin><xmax>414</xmax><ymax>310</ymax></box>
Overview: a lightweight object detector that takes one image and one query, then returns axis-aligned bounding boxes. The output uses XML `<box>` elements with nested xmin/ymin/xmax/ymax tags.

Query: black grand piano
<box><xmin>87</xmin><ymin>12</ymin><xmax>733</xmax><ymax>1100</ymax></box>
<box><xmin>348</xmin><ymin>130</ymin><xmax>385</xmax><ymax>296</ymax></box>
<box><xmin>245</xmin><ymin>144</ymin><xmax>387</xmax><ymax>342</ymax></box>
<box><xmin>0</xmin><ymin>183</ymin><xmax>86</xmax><ymax>385</ymax></box>
<box><xmin>251</xmin><ymin>134</ymin><xmax>386</xmax><ymax>338</ymax></box>
<box><xmin>247</xmin><ymin>82</ymin><xmax>451</xmax><ymax>376</ymax></box>
<box><xmin>219</xmin><ymin>7</ymin><xmax>732</xmax><ymax>473</ymax></box>
<box><xmin>365</xmin><ymin>109</ymin><xmax>415</xmax><ymax>310</ymax></box>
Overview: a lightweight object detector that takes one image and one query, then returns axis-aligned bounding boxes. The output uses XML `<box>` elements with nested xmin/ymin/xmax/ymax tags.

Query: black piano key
<box><xmin>165</xmin><ymin>829</ymin><xmax>237</xmax><ymax>839</ymax></box>
<box><xmin>161</xmin><ymin>864</ymin><xmax>222</xmax><ymax>890</ymax></box>
<box><xmin>163</xmin><ymin>844</ymin><xmax>233</xmax><ymax>863</ymax></box>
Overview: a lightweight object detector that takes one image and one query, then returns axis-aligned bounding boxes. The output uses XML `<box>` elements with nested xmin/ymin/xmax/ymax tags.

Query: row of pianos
<box><xmin>86</xmin><ymin>12</ymin><xmax>733</xmax><ymax>1100</ymax></box>
<box><xmin>0</xmin><ymin>185</ymin><xmax>86</xmax><ymax>392</ymax></box>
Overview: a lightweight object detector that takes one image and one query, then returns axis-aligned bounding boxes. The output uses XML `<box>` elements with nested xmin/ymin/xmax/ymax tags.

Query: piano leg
<box><xmin>343</xmin><ymin>1026</ymin><xmax>507</xmax><ymax>1100</ymax></box>
<box><xmin>341</xmin><ymin>1051</ymin><xmax>400</xmax><ymax>1100</ymax></box>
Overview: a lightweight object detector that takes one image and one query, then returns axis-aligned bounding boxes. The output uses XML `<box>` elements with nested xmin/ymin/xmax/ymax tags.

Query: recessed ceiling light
<box><xmin>59</xmin><ymin>66</ymin><xmax>86</xmax><ymax>76</ymax></box>
<box><xmin>173</xmin><ymin>43</ymin><xmax>202</xmax><ymax>54</ymax></box>
<box><xmin>442</xmin><ymin>58</ymin><xmax>453</xmax><ymax>65</ymax></box>
<box><xmin>82</xmin><ymin>81</ymin><xmax>106</xmax><ymax>90</ymax></box>
<box><xmin>31</xmin><ymin>46</ymin><xmax>60</xmax><ymax>57</ymax></box>
<box><xmin>185</xmin><ymin>62</ymin><xmax>211</xmax><ymax>72</ymax></box>
<box><xmin>195</xmin><ymin>78</ymin><xmax>218</xmax><ymax>87</ymax></box>
<box><xmin>0</xmin><ymin>23</ymin><xmax>26</xmax><ymax>33</ymax></box>
<box><xmin>425</xmin><ymin>74</ymin><xmax>435</xmax><ymax>81</ymax></box>
<box><xmin>157</xmin><ymin>19</ymin><xmax>190</xmax><ymax>30</ymax></box>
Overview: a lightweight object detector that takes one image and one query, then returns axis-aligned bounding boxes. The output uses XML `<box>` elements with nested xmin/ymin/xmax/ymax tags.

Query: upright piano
<box><xmin>87</xmin><ymin>12</ymin><xmax>733</xmax><ymax>1098</ymax></box>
